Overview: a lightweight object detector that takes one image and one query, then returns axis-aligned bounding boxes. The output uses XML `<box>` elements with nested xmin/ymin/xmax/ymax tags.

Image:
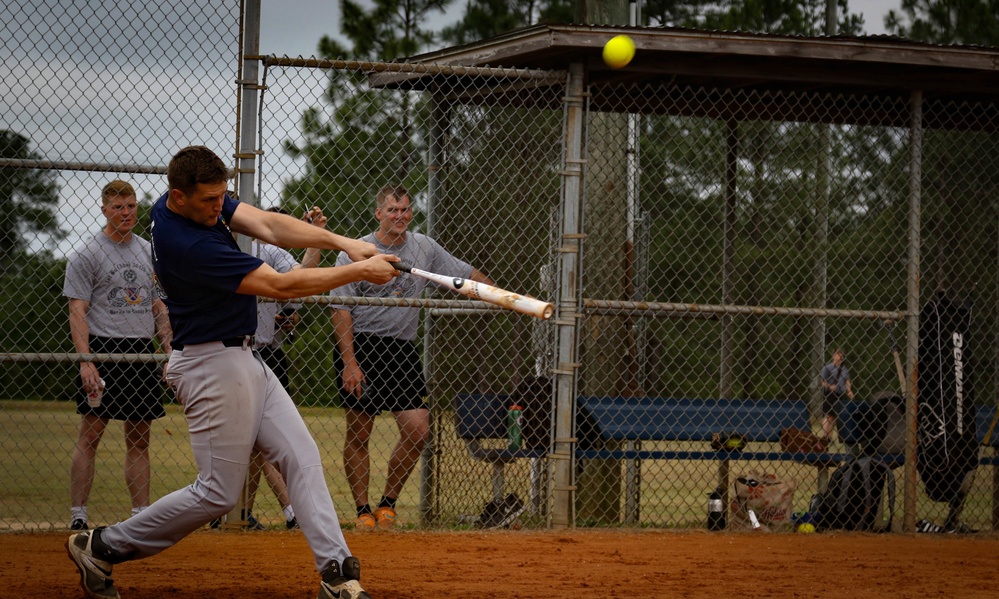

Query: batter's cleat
<box><xmin>354</xmin><ymin>512</ymin><xmax>376</xmax><ymax>531</ymax></box>
<box><xmin>318</xmin><ymin>557</ymin><xmax>370</xmax><ymax>599</ymax></box>
<box><xmin>71</xmin><ymin>518</ymin><xmax>89</xmax><ymax>531</ymax></box>
<box><xmin>286</xmin><ymin>516</ymin><xmax>299</xmax><ymax>530</ymax></box>
<box><xmin>66</xmin><ymin>529</ymin><xmax>119</xmax><ymax>599</ymax></box>
<box><xmin>373</xmin><ymin>506</ymin><xmax>396</xmax><ymax>530</ymax></box>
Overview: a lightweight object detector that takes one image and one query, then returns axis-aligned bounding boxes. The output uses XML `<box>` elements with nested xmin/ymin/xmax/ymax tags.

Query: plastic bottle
<box><xmin>707</xmin><ymin>488</ymin><xmax>726</xmax><ymax>531</ymax></box>
<box><xmin>507</xmin><ymin>403</ymin><xmax>523</xmax><ymax>450</ymax></box>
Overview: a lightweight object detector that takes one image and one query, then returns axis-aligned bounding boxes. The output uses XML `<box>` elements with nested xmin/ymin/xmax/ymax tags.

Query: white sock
<box><xmin>283</xmin><ymin>506</ymin><xmax>295</xmax><ymax>521</ymax></box>
<box><xmin>71</xmin><ymin>506</ymin><xmax>87</xmax><ymax>522</ymax></box>
<box><xmin>131</xmin><ymin>506</ymin><xmax>147</xmax><ymax>517</ymax></box>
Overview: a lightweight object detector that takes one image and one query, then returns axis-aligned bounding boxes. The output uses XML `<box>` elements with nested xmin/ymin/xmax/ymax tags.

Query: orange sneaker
<box><xmin>354</xmin><ymin>513</ymin><xmax>376</xmax><ymax>531</ymax></box>
<box><xmin>373</xmin><ymin>506</ymin><xmax>396</xmax><ymax>530</ymax></box>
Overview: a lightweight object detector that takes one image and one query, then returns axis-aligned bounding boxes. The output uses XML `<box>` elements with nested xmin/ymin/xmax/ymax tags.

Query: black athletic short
<box><xmin>76</xmin><ymin>336</ymin><xmax>165</xmax><ymax>421</ymax></box>
<box><xmin>258</xmin><ymin>345</ymin><xmax>289</xmax><ymax>389</ymax></box>
<box><xmin>337</xmin><ymin>333</ymin><xmax>428</xmax><ymax>415</ymax></box>
<box><xmin>822</xmin><ymin>390</ymin><xmax>845</xmax><ymax>417</ymax></box>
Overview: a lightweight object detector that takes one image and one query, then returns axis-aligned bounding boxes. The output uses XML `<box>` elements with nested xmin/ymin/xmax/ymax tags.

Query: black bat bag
<box><xmin>916</xmin><ymin>292</ymin><xmax>979</xmax><ymax>504</ymax></box>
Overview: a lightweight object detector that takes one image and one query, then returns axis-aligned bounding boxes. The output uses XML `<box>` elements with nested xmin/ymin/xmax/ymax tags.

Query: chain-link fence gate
<box><xmin>2</xmin><ymin>1</ymin><xmax>998</xmax><ymax>534</ymax></box>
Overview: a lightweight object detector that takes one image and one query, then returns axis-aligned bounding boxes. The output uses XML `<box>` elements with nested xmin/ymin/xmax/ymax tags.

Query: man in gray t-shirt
<box><xmin>819</xmin><ymin>348</ymin><xmax>855</xmax><ymax>440</ymax></box>
<box><xmin>330</xmin><ymin>184</ymin><xmax>493</xmax><ymax>531</ymax></box>
<box><xmin>62</xmin><ymin>180</ymin><xmax>172</xmax><ymax>531</ymax></box>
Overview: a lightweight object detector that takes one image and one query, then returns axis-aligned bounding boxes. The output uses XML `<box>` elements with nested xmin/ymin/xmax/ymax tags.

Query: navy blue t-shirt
<box><xmin>150</xmin><ymin>192</ymin><xmax>263</xmax><ymax>347</ymax></box>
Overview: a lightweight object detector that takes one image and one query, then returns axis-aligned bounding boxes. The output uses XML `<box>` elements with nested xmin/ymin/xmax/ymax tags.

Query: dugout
<box><xmin>360</xmin><ymin>24</ymin><xmax>999</xmax><ymax>531</ymax></box>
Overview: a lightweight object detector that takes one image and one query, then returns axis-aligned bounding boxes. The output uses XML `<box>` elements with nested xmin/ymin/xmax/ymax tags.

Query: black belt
<box><xmin>174</xmin><ymin>335</ymin><xmax>254</xmax><ymax>352</ymax></box>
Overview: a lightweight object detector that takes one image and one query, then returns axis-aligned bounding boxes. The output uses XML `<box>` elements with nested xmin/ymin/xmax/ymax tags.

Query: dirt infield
<box><xmin>7</xmin><ymin>528</ymin><xmax>996</xmax><ymax>598</ymax></box>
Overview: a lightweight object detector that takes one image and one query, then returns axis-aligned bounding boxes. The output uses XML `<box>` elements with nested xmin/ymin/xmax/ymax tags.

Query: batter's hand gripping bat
<box><xmin>393</xmin><ymin>262</ymin><xmax>554</xmax><ymax>320</ymax></box>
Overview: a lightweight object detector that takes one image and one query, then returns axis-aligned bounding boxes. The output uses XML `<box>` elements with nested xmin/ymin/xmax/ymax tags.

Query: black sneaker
<box><xmin>66</xmin><ymin>529</ymin><xmax>119</xmax><ymax>599</ymax></box>
<box><xmin>318</xmin><ymin>557</ymin><xmax>370</xmax><ymax>599</ymax></box>
<box><xmin>496</xmin><ymin>493</ymin><xmax>526</xmax><ymax>528</ymax></box>
<box><xmin>244</xmin><ymin>512</ymin><xmax>265</xmax><ymax>531</ymax></box>
<box><xmin>286</xmin><ymin>517</ymin><xmax>299</xmax><ymax>530</ymax></box>
<box><xmin>478</xmin><ymin>493</ymin><xmax>525</xmax><ymax>529</ymax></box>
<box><xmin>71</xmin><ymin>518</ymin><xmax>89</xmax><ymax>531</ymax></box>
<box><xmin>944</xmin><ymin>521</ymin><xmax>977</xmax><ymax>534</ymax></box>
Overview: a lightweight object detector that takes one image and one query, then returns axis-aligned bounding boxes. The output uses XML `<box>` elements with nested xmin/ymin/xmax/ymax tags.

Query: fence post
<box><xmin>903</xmin><ymin>90</ymin><xmax>923</xmax><ymax>533</ymax></box>
<box><xmin>551</xmin><ymin>63</ymin><xmax>585</xmax><ymax>529</ymax></box>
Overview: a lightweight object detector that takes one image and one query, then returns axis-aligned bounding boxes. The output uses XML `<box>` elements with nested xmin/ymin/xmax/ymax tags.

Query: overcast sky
<box><xmin>12</xmin><ymin>0</ymin><xmax>905</xmax><ymax>257</ymax></box>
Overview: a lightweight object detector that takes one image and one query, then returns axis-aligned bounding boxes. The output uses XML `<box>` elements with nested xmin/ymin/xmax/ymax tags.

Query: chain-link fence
<box><xmin>2</xmin><ymin>1</ymin><xmax>997</xmax><ymax>535</ymax></box>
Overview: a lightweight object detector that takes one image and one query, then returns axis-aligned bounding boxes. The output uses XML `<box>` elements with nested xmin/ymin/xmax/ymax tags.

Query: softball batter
<box><xmin>66</xmin><ymin>146</ymin><xmax>398</xmax><ymax>599</ymax></box>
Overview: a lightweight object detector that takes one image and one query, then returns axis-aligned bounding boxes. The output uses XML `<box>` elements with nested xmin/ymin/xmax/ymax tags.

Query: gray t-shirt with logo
<box><xmin>331</xmin><ymin>232</ymin><xmax>472</xmax><ymax>341</ymax></box>
<box><xmin>63</xmin><ymin>232</ymin><xmax>156</xmax><ymax>338</ymax></box>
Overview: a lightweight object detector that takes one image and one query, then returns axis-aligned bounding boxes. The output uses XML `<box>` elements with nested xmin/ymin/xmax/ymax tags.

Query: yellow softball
<box><xmin>797</xmin><ymin>523</ymin><xmax>816</xmax><ymax>534</ymax></box>
<box><xmin>603</xmin><ymin>35</ymin><xmax>635</xmax><ymax>69</ymax></box>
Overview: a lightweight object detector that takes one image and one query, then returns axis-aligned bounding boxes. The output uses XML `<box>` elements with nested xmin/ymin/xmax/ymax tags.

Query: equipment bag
<box><xmin>917</xmin><ymin>293</ymin><xmax>979</xmax><ymax>504</ymax></box>
<box><xmin>730</xmin><ymin>472</ymin><xmax>795</xmax><ymax>532</ymax></box>
<box><xmin>855</xmin><ymin>392</ymin><xmax>906</xmax><ymax>456</ymax></box>
<box><xmin>812</xmin><ymin>456</ymin><xmax>896</xmax><ymax>532</ymax></box>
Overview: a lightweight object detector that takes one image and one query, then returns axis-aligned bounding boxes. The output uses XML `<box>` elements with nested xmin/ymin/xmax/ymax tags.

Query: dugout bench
<box><xmin>575</xmin><ymin>396</ymin><xmax>851</xmax><ymax>522</ymax></box>
<box><xmin>456</xmin><ymin>393</ymin><xmax>999</xmax><ymax>527</ymax></box>
<box><xmin>454</xmin><ymin>394</ymin><xmax>851</xmax><ymax>523</ymax></box>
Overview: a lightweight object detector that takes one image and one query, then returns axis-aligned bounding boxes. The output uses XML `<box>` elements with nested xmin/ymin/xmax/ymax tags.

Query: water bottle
<box><xmin>507</xmin><ymin>403</ymin><xmax>523</xmax><ymax>450</ymax></box>
<box><xmin>707</xmin><ymin>488</ymin><xmax>726</xmax><ymax>531</ymax></box>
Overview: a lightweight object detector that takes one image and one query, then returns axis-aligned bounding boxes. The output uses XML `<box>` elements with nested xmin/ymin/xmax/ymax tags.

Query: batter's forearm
<box><xmin>239</xmin><ymin>262</ymin><xmax>375</xmax><ymax>300</ymax></box>
<box><xmin>233</xmin><ymin>204</ymin><xmax>363</xmax><ymax>254</ymax></box>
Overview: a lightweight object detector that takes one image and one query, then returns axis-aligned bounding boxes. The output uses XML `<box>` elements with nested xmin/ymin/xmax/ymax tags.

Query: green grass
<box><xmin>1</xmin><ymin>400</ymin><xmax>997</xmax><ymax>532</ymax></box>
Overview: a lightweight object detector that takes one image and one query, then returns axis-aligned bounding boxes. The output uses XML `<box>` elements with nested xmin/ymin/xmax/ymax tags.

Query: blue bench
<box><xmin>454</xmin><ymin>393</ymin><xmax>548</xmax><ymax>505</ymax></box>
<box><xmin>575</xmin><ymin>396</ymin><xmax>851</xmax><ymax>521</ymax></box>
<box><xmin>454</xmin><ymin>394</ymin><xmax>848</xmax><ymax>519</ymax></box>
<box><xmin>455</xmin><ymin>393</ymin><xmax>999</xmax><ymax>525</ymax></box>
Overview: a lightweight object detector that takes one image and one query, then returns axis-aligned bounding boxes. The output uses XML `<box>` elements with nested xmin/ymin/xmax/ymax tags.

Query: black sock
<box><xmin>378</xmin><ymin>496</ymin><xmax>397</xmax><ymax>509</ymax></box>
<box><xmin>356</xmin><ymin>504</ymin><xmax>372</xmax><ymax>517</ymax></box>
<box><xmin>92</xmin><ymin>528</ymin><xmax>125</xmax><ymax>563</ymax></box>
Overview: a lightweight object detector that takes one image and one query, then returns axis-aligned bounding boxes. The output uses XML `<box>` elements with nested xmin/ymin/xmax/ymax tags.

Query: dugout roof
<box><xmin>385</xmin><ymin>24</ymin><xmax>999</xmax><ymax>131</ymax></box>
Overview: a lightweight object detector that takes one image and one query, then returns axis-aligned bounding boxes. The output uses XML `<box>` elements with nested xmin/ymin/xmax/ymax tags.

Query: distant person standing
<box><xmin>819</xmin><ymin>348</ymin><xmax>855</xmax><ymax>440</ymax></box>
<box><xmin>64</xmin><ymin>179</ymin><xmax>172</xmax><ymax>531</ymax></box>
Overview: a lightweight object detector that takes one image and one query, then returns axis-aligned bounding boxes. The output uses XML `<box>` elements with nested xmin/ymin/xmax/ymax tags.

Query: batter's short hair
<box><xmin>376</xmin><ymin>184</ymin><xmax>410</xmax><ymax>208</ymax></box>
<box><xmin>101</xmin><ymin>179</ymin><xmax>135</xmax><ymax>204</ymax></box>
<box><xmin>167</xmin><ymin>145</ymin><xmax>231</xmax><ymax>195</ymax></box>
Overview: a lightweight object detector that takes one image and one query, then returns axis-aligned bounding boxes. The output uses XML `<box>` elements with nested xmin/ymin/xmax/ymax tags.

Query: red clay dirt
<box><xmin>6</xmin><ymin>528</ymin><xmax>996</xmax><ymax>598</ymax></box>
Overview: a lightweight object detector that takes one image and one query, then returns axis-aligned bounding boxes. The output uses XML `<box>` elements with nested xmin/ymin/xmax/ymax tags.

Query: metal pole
<box><xmin>720</xmin><ymin>120</ymin><xmax>738</xmax><ymax>399</ymax></box>
<box><xmin>419</xmin><ymin>91</ymin><xmax>448</xmax><ymax>526</ymax></box>
<box><xmin>223</xmin><ymin>0</ymin><xmax>262</xmax><ymax>529</ymax></box>
<box><xmin>235</xmin><ymin>0</ymin><xmax>261</xmax><ymax>254</ymax></box>
<box><xmin>903</xmin><ymin>90</ymin><xmax>923</xmax><ymax>533</ymax></box>
<box><xmin>551</xmin><ymin>63</ymin><xmax>585</xmax><ymax>529</ymax></box>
